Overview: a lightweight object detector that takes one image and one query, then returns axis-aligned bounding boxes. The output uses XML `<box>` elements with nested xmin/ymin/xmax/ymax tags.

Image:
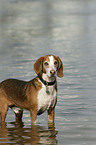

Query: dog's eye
<box><xmin>44</xmin><ymin>62</ymin><xmax>49</xmax><ymax>66</ymax></box>
<box><xmin>54</xmin><ymin>61</ymin><xmax>58</xmax><ymax>65</ymax></box>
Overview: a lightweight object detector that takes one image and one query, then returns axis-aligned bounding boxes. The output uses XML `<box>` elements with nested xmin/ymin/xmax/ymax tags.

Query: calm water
<box><xmin>0</xmin><ymin>0</ymin><xmax>96</xmax><ymax>144</ymax></box>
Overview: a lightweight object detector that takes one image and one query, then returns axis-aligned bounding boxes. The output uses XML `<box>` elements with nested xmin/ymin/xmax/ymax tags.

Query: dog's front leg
<box><xmin>30</xmin><ymin>109</ymin><xmax>37</xmax><ymax>124</ymax></box>
<box><xmin>48</xmin><ymin>109</ymin><xmax>55</xmax><ymax>129</ymax></box>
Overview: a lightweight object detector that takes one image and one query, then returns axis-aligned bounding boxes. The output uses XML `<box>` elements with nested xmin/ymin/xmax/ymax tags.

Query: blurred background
<box><xmin>0</xmin><ymin>0</ymin><xmax>96</xmax><ymax>144</ymax></box>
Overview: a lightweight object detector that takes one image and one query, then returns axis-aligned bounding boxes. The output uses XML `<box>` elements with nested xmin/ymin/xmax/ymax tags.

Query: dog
<box><xmin>0</xmin><ymin>55</ymin><xmax>63</xmax><ymax>125</ymax></box>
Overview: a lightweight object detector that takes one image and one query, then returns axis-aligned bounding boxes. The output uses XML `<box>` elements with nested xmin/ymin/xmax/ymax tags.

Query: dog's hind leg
<box><xmin>15</xmin><ymin>110</ymin><xmax>23</xmax><ymax>122</ymax></box>
<box><xmin>0</xmin><ymin>102</ymin><xmax>8</xmax><ymax>122</ymax></box>
<box><xmin>9</xmin><ymin>105</ymin><xmax>23</xmax><ymax>122</ymax></box>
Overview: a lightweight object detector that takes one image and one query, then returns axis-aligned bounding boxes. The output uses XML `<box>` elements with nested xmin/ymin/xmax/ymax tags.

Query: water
<box><xmin>0</xmin><ymin>0</ymin><xmax>96</xmax><ymax>144</ymax></box>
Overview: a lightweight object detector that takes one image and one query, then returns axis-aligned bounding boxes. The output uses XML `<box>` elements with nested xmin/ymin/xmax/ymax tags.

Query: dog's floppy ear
<box><xmin>34</xmin><ymin>57</ymin><xmax>44</xmax><ymax>75</ymax></box>
<box><xmin>56</xmin><ymin>56</ymin><xmax>64</xmax><ymax>78</ymax></box>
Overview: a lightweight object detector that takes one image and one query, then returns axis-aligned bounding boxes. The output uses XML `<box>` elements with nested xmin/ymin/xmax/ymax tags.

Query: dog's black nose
<box><xmin>50</xmin><ymin>70</ymin><xmax>55</xmax><ymax>75</ymax></box>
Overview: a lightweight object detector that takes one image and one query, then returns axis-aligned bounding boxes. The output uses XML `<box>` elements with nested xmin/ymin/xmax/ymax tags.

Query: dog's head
<box><xmin>34</xmin><ymin>55</ymin><xmax>64</xmax><ymax>78</ymax></box>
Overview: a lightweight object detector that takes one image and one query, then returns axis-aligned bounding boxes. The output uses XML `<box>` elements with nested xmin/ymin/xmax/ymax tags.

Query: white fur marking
<box><xmin>37</xmin><ymin>82</ymin><xmax>56</xmax><ymax>112</ymax></box>
<box><xmin>12</xmin><ymin>107</ymin><xmax>22</xmax><ymax>114</ymax></box>
<box><xmin>44</xmin><ymin>55</ymin><xmax>56</xmax><ymax>78</ymax></box>
<box><xmin>49</xmin><ymin>55</ymin><xmax>54</xmax><ymax>66</ymax></box>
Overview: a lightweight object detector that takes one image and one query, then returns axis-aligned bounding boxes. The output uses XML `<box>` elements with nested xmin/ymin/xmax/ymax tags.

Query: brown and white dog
<box><xmin>0</xmin><ymin>55</ymin><xmax>63</xmax><ymax>126</ymax></box>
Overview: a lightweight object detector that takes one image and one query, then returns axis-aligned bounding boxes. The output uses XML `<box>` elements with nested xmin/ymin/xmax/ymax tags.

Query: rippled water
<box><xmin>0</xmin><ymin>0</ymin><xmax>96</xmax><ymax>144</ymax></box>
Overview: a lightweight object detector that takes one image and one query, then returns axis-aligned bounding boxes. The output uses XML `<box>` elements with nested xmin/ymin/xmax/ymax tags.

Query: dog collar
<box><xmin>39</xmin><ymin>77</ymin><xmax>56</xmax><ymax>86</ymax></box>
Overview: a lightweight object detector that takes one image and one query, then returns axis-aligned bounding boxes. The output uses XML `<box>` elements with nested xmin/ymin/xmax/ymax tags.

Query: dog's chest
<box><xmin>37</xmin><ymin>84</ymin><xmax>57</xmax><ymax>112</ymax></box>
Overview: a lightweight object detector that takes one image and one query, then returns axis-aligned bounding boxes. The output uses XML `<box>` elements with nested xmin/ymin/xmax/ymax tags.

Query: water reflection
<box><xmin>0</xmin><ymin>0</ymin><xmax>96</xmax><ymax>144</ymax></box>
<box><xmin>0</xmin><ymin>121</ymin><xmax>58</xmax><ymax>145</ymax></box>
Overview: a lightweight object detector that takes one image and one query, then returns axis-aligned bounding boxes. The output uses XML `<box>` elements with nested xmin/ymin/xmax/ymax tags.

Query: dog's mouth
<box><xmin>46</xmin><ymin>73</ymin><xmax>56</xmax><ymax>81</ymax></box>
<box><xmin>50</xmin><ymin>73</ymin><xmax>56</xmax><ymax>80</ymax></box>
<box><xmin>50</xmin><ymin>74</ymin><xmax>55</xmax><ymax>77</ymax></box>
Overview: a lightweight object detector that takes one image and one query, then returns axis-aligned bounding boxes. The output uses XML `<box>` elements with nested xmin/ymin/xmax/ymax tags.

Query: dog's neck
<box><xmin>40</xmin><ymin>73</ymin><xmax>56</xmax><ymax>94</ymax></box>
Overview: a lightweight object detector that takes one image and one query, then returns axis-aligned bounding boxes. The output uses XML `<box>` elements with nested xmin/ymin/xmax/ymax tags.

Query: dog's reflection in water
<box><xmin>0</xmin><ymin>121</ymin><xmax>58</xmax><ymax>145</ymax></box>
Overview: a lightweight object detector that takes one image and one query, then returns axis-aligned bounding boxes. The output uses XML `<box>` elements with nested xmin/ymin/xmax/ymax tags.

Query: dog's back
<box><xmin>0</xmin><ymin>79</ymin><xmax>28</xmax><ymax>105</ymax></box>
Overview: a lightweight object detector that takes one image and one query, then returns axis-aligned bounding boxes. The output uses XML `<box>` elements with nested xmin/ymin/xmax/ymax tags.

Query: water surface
<box><xmin>0</xmin><ymin>0</ymin><xmax>96</xmax><ymax>144</ymax></box>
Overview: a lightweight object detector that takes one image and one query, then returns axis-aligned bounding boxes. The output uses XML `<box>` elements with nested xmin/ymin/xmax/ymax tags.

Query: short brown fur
<box><xmin>0</xmin><ymin>55</ymin><xmax>63</xmax><ymax>126</ymax></box>
<box><xmin>0</xmin><ymin>78</ymin><xmax>41</xmax><ymax>123</ymax></box>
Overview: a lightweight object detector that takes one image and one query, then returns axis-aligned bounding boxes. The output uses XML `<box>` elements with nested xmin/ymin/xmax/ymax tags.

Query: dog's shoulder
<box><xmin>28</xmin><ymin>77</ymin><xmax>42</xmax><ymax>91</ymax></box>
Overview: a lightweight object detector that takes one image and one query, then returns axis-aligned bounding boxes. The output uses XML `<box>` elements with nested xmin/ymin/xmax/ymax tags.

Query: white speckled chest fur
<box><xmin>37</xmin><ymin>81</ymin><xmax>57</xmax><ymax>113</ymax></box>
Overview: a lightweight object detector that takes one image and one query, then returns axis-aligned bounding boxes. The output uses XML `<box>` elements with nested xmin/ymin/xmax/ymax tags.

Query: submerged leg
<box><xmin>0</xmin><ymin>103</ymin><xmax>8</xmax><ymax>122</ymax></box>
<box><xmin>10</xmin><ymin>105</ymin><xmax>23</xmax><ymax>122</ymax></box>
<box><xmin>15</xmin><ymin>110</ymin><xmax>23</xmax><ymax>122</ymax></box>
<box><xmin>48</xmin><ymin>109</ymin><xmax>55</xmax><ymax>129</ymax></box>
<box><xmin>30</xmin><ymin>109</ymin><xmax>37</xmax><ymax>125</ymax></box>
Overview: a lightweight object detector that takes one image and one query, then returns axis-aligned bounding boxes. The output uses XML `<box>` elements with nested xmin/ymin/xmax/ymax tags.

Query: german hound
<box><xmin>0</xmin><ymin>55</ymin><xmax>63</xmax><ymax>125</ymax></box>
